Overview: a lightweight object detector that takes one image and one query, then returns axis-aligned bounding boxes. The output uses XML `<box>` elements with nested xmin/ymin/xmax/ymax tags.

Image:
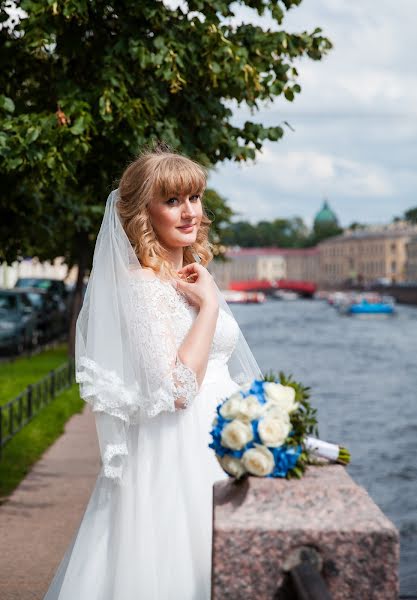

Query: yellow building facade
<box><xmin>318</xmin><ymin>225</ymin><xmax>417</xmax><ymax>286</ymax></box>
<box><xmin>405</xmin><ymin>236</ymin><xmax>417</xmax><ymax>283</ymax></box>
<box><xmin>208</xmin><ymin>248</ymin><xmax>319</xmax><ymax>289</ymax></box>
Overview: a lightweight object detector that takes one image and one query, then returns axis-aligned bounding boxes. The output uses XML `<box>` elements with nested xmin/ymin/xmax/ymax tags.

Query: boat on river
<box><xmin>222</xmin><ymin>290</ymin><xmax>266</xmax><ymax>304</ymax></box>
<box><xmin>345</xmin><ymin>301</ymin><xmax>395</xmax><ymax>315</ymax></box>
<box><xmin>337</xmin><ymin>293</ymin><xmax>395</xmax><ymax>316</ymax></box>
<box><xmin>273</xmin><ymin>290</ymin><xmax>299</xmax><ymax>301</ymax></box>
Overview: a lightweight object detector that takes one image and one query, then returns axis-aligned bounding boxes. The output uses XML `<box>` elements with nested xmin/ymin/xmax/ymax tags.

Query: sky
<box><xmin>8</xmin><ymin>1</ymin><xmax>417</xmax><ymax>228</ymax></box>
<box><xmin>202</xmin><ymin>0</ymin><xmax>417</xmax><ymax>227</ymax></box>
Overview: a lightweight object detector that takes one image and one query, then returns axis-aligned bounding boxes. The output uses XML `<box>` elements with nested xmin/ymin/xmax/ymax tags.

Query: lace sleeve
<box><xmin>75</xmin><ymin>268</ymin><xmax>199</xmax><ymax>483</ymax></box>
<box><xmin>128</xmin><ymin>274</ymin><xmax>199</xmax><ymax>417</ymax></box>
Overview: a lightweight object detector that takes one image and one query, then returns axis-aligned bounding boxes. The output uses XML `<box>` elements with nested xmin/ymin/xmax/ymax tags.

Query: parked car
<box><xmin>15</xmin><ymin>277</ymin><xmax>68</xmax><ymax>302</ymax></box>
<box><xmin>23</xmin><ymin>287</ymin><xmax>68</xmax><ymax>342</ymax></box>
<box><xmin>0</xmin><ymin>289</ymin><xmax>39</xmax><ymax>354</ymax></box>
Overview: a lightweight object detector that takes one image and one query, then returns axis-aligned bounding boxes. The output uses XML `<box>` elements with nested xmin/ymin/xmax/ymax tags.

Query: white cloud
<box><xmin>163</xmin><ymin>1</ymin><xmax>417</xmax><ymax>226</ymax></box>
<box><xmin>208</xmin><ymin>0</ymin><xmax>417</xmax><ymax>227</ymax></box>
<box><xmin>233</xmin><ymin>146</ymin><xmax>393</xmax><ymax>196</ymax></box>
<box><xmin>209</xmin><ymin>146</ymin><xmax>395</xmax><ymax>222</ymax></box>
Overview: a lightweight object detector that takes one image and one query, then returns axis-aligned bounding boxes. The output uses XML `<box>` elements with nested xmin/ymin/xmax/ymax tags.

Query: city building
<box><xmin>208</xmin><ymin>247</ymin><xmax>319</xmax><ymax>289</ymax></box>
<box><xmin>1</xmin><ymin>257</ymin><xmax>76</xmax><ymax>288</ymax></box>
<box><xmin>318</xmin><ymin>223</ymin><xmax>417</xmax><ymax>286</ymax></box>
<box><xmin>405</xmin><ymin>236</ymin><xmax>417</xmax><ymax>283</ymax></box>
<box><xmin>314</xmin><ymin>200</ymin><xmax>339</xmax><ymax>229</ymax></box>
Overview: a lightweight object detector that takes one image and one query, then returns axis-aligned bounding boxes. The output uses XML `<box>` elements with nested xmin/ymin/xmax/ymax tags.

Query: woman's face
<box><xmin>148</xmin><ymin>191</ymin><xmax>203</xmax><ymax>249</ymax></box>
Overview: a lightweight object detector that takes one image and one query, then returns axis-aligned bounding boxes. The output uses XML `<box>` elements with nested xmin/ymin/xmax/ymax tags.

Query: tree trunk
<box><xmin>68</xmin><ymin>235</ymin><xmax>90</xmax><ymax>357</ymax></box>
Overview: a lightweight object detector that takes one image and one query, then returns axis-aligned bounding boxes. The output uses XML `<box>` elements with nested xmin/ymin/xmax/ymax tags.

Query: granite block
<box><xmin>212</xmin><ymin>466</ymin><xmax>399</xmax><ymax>600</ymax></box>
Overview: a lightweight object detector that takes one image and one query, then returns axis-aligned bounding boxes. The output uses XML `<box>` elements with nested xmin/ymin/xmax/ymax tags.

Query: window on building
<box><xmin>391</xmin><ymin>261</ymin><xmax>396</xmax><ymax>273</ymax></box>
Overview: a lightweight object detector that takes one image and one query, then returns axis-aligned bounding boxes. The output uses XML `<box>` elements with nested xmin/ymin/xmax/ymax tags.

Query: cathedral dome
<box><xmin>314</xmin><ymin>200</ymin><xmax>339</xmax><ymax>226</ymax></box>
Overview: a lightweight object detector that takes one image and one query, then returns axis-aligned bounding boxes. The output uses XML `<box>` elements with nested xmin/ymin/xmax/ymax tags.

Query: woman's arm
<box><xmin>127</xmin><ymin>263</ymin><xmax>219</xmax><ymax>412</ymax></box>
<box><xmin>178</xmin><ymin>302</ymin><xmax>219</xmax><ymax>387</ymax></box>
<box><xmin>175</xmin><ymin>262</ymin><xmax>220</xmax><ymax>388</ymax></box>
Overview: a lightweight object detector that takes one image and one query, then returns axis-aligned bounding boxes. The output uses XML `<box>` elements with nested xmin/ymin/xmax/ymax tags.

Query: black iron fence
<box><xmin>0</xmin><ymin>360</ymin><xmax>75</xmax><ymax>455</ymax></box>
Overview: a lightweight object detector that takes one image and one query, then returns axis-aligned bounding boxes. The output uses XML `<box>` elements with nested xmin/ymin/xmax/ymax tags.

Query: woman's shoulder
<box><xmin>127</xmin><ymin>267</ymin><xmax>176</xmax><ymax>293</ymax></box>
<box><xmin>127</xmin><ymin>267</ymin><xmax>188</xmax><ymax>314</ymax></box>
<box><xmin>128</xmin><ymin>266</ymin><xmax>158</xmax><ymax>282</ymax></box>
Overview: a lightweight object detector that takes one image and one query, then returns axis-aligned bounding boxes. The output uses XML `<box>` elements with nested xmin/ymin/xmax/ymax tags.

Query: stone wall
<box><xmin>212</xmin><ymin>466</ymin><xmax>399</xmax><ymax>599</ymax></box>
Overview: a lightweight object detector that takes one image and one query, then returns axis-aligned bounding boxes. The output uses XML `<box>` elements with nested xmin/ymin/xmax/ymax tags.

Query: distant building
<box><xmin>405</xmin><ymin>236</ymin><xmax>417</xmax><ymax>283</ymax></box>
<box><xmin>314</xmin><ymin>200</ymin><xmax>339</xmax><ymax>229</ymax></box>
<box><xmin>318</xmin><ymin>223</ymin><xmax>417</xmax><ymax>286</ymax></box>
<box><xmin>1</xmin><ymin>257</ymin><xmax>75</xmax><ymax>288</ymax></box>
<box><xmin>312</xmin><ymin>200</ymin><xmax>342</xmax><ymax>245</ymax></box>
<box><xmin>281</xmin><ymin>248</ymin><xmax>320</xmax><ymax>282</ymax></box>
<box><xmin>209</xmin><ymin>247</ymin><xmax>319</xmax><ymax>289</ymax></box>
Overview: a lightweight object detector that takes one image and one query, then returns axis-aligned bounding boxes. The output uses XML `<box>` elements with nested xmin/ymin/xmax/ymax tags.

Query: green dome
<box><xmin>314</xmin><ymin>200</ymin><xmax>339</xmax><ymax>226</ymax></box>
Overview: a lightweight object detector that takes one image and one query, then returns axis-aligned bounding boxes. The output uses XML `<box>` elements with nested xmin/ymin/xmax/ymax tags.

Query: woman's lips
<box><xmin>177</xmin><ymin>224</ymin><xmax>195</xmax><ymax>231</ymax></box>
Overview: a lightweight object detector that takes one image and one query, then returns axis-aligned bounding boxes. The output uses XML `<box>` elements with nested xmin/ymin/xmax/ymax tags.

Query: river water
<box><xmin>230</xmin><ymin>298</ymin><xmax>417</xmax><ymax>595</ymax></box>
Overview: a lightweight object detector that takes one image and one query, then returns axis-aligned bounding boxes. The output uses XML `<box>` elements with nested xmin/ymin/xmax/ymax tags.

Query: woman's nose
<box><xmin>182</xmin><ymin>199</ymin><xmax>195</xmax><ymax>217</ymax></box>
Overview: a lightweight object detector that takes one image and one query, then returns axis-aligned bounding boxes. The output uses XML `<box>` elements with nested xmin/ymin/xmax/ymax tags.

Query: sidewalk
<box><xmin>0</xmin><ymin>405</ymin><xmax>100</xmax><ymax>600</ymax></box>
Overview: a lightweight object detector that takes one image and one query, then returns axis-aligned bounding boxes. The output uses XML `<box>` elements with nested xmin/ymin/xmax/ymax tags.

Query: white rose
<box><xmin>258</xmin><ymin>415</ymin><xmax>290</xmax><ymax>447</ymax></box>
<box><xmin>242</xmin><ymin>444</ymin><xmax>274</xmax><ymax>476</ymax></box>
<box><xmin>264</xmin><ymin>382</ymin><xmax>299</xmax><ymax>413</ymax></box>
<box><xmin>219</xmin><ymin>393</ymin><xmax>242</xmax><ymax>420</ymax></box>
<box><xmin>240</xmin><ymin>382</ymin><xmax>252</xmax><ymax>394</ymax></box>
<box><xmin>262</xmin><ymin>402</ymin><xmax>291</xmax><ymax>423</ymax></box>
<box><xmin>237</xmin><ymin>395</ymin><xmax>263</xmax><ymax>421</ymax></box>
<box><xmin>221</xmin><ymin>419</ymin><xmax>254</xmax><ymax>450</ymax></box>
<box><xmin>218</xmin><ymin>455</ymin><xmax>246</xmax><ymax>479</ymax></box>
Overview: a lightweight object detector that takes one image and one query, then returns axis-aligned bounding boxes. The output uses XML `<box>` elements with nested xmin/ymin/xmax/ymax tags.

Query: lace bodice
<box><xmin>77</xmin><ymin>272</ymin><xmax>240</xmax><ymax>481</ymax></box>
<box><xmin>128</xmin><ymin>276</ymin><xmax>239</xmax><ymax>368</ymax></box>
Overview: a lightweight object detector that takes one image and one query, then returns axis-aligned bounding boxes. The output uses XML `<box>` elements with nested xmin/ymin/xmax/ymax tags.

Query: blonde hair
<box><xmin>118</xmin><ymin>143</ymin><xmax>212</xmax><ymax>279</ymax></box>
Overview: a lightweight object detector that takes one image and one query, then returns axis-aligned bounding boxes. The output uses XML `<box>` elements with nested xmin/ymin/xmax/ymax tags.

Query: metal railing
<box><xmin>0</xmin><ymin>360</ymin><xmax>74</xmax><ymax>455</ymax></box>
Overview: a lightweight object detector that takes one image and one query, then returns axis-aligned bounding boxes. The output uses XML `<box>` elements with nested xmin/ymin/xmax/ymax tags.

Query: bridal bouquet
<box><xmin>209</xmin><ymin>373</ymin><xmax>350</xmax><ymax>479</ymax></box>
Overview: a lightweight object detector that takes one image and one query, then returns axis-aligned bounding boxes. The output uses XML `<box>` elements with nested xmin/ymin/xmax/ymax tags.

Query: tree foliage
<box><xmin>310</xmin><ymin>220</ymin><xmax>343</xmax><ymax>245</ymax></box>
<box><xmin>0</xmin><ymin>0</ymin><xmax>332</xmax><ymax>264</ymax></box>
<box><xmin>222</xmin><ymin>216</ymin><xmax>310</xmax><ymax>247</ymax></box>
<box><xmin>1</xmin><ymin>0</ymin><xmax>333</xmax><ymax>353</ymax></box>
<box><xmin>404</xmin><ymin>207</ymin><xmax>417</xmax><ymax>224</ymax></box>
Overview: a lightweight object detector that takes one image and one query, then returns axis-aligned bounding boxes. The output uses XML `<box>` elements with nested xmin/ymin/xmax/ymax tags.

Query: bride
<box><xmin>44</xmin><ymin>144</ymin><xmax>262</xmax><ymax>600</ymax></box>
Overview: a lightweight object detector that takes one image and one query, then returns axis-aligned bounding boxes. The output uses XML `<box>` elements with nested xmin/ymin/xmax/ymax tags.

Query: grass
<box><xmin>0</xmin><ymin>345</ymin><xmax>85</xmax><ymax>499</ymax></box>
<box><xmin>0</xmin><ymin>344</ymin><xmax>69</xmax><ymax>405</ymax></box>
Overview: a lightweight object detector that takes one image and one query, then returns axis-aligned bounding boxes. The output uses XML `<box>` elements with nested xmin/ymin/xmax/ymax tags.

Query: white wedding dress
<box><xmin>44</xmin><ymin>275</ymin><xmax>242</xmax><ymax>600</ymax></box>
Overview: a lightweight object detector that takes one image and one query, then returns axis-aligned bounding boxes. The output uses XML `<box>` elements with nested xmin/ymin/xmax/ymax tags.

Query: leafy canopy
<box><xmin>0</xmin><ymin>0</ymin><xmax>332</xmax><ymax>263</ymax></box>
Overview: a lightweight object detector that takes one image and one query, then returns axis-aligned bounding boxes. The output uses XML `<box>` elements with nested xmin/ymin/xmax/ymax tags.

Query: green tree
<box><xmin>222</xmin><ymin>221</ymin><xmax>261</xmax><ymax>247</ymax></box>
<box><xmin>203</xmin><ymin>188</ymin><xmax>235</xmax><ymax>242</ymax></box>
<box><xmin>309</xmin><ymin>221</ymin><xmax>343</xmax><ymax>245</ymax></box>
<box><xmin>348</xmin><ymin>221</ymin><xmax>367</xmax><ymax>231</ymax></box>
<box><xmin>405</xmin><ymin>207</ymin><xmax>417</xmax><ymax>224</ymax></box>
<box><xmin>0</xmin><ymin>0</ymin><xmax>332</xmax><ymax>352</ymax></box>
<box><xmin>221</xmin><ymin>216</ymin><xmax>310</xmax><ymax>247</ymax></box>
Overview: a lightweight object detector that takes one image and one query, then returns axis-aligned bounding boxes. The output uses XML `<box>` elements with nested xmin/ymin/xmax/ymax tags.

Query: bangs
<box><xmin>152</xmin><ymin>156</ymin><xmax>207</xmax><ymax>199</ymax></box>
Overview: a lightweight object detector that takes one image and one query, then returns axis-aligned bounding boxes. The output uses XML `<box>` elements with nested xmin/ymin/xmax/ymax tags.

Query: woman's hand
<box><xmin>176</xmin><ymin>263</ymin><xmax>218</xmax><ymax>310</ymax></box>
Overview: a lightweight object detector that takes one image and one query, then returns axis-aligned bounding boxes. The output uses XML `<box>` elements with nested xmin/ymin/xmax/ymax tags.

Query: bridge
<box><xmin>229</xmin><ymin>279</ymin><xmax>317</xmax><ymax>298</ymax></box>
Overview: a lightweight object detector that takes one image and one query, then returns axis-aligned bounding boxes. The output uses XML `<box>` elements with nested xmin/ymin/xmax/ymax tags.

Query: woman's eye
<box><xmin>166</xmin><ymin>194</ymin><xmax>200</xmax><ymax>205</ymax></box>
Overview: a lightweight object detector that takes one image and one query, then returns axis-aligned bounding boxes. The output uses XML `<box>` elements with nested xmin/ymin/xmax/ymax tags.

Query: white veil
<box><xmin>75</xmin><ymin>189</ymin><xmax>262</xmax><ymax>481</ymax></box>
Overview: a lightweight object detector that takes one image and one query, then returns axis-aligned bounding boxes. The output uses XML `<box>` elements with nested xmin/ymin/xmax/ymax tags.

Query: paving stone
<box><xmin>0</xmin><ymin>406</ymin><xmax>99</xmax><ymax>600</ymax></box>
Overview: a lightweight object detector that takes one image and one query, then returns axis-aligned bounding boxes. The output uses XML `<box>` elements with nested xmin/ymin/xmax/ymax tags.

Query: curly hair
<box><xmin>117</xmin><ymin>142</ymin><xmax>213</xmax><ymax>279</ymax></box>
